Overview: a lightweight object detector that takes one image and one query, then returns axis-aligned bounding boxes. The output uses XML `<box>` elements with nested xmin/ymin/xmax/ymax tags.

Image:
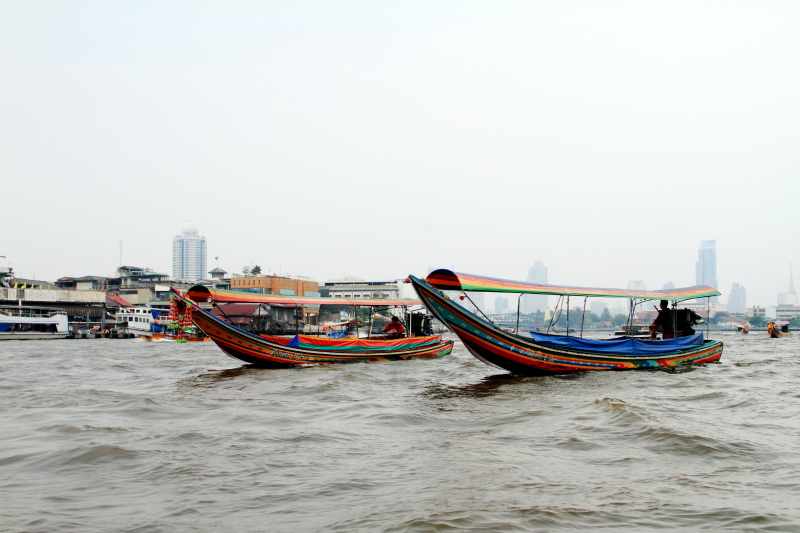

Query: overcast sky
<box><xmin>2</xmin><ymin>1</ymin><xmax>798</xmax><ymax>307</ymax></box>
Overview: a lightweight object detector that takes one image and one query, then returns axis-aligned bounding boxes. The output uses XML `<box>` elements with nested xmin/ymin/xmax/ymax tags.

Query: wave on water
<box><xmin>1</xmin><ymin>334</ymin><xmax>799</xmax><ymax>531</ymax></box>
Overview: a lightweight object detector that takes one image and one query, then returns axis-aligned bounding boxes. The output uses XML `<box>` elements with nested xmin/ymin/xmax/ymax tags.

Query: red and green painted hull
<box><xmin>172</xmin><ymin>290</ymin><xmax>454</xmax><ymax>367</ymax></box>
<box><xmin>409</xmin><ymin>276</ymin><xmax>723</xmax><ymax>375</ymax></box>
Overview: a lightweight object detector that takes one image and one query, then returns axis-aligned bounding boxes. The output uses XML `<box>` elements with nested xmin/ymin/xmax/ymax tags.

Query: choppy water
<box><xmin>2</xmin><ymin>332</ymin><xmax>799</xmax><ymax>532</ymax></box>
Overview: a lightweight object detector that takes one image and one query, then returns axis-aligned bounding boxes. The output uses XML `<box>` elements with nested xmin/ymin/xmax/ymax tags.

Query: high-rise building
<box><xmin>695</xmin><ymin>240</ymin><xmax>718</xmax><ymax>303</ymax></box>
<box><xmin>495</xmin><ymin>296</ymin><xmax>509</xmax><ymax>315</ymax></box>
<box><xmin>172</xmin><ymin>221</ymin><xmax>207</xmax><ymax>281</ymax></box>
<box><xmin>786</xmin><ymin>265</ymin><xmax>799</xmax><ymax>306</ymax></box>
<box><xmin>589</xmin><ymin>300</ymin><xmax>608</xmax><ymax>317</ymax></box>
<box><xmin>523</xmin><ymin>260</ymin><xmax>548</xmax><ymax>313</ymax></box>
<box><xmin>728</xmin><ymin>283</ymin><xmax>747</xmax><ymax>314</ymax></box>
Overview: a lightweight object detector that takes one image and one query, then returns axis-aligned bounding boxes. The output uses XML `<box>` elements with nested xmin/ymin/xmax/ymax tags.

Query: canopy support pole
<box><xmin>566</xmin><ymin>296</ymin><xmax>570</xmax><ymax>337</ymax></box>
<box><xmin>212</xmin><ymin>303</ymin><xmax>235</xmax><ymax>328</ymax></box>
<box><xmin>367</xmin><ymin>306</ymin><xmax>373</xmax><ymax>339</ymax></box>
<box><xmin>516</xmin><ymin>293</ymin><xmax>522</xmax><ymax>334</ymax></box>
<box><xmin>461</xmin><ymin>292</ymin><xmax>492</xmax><ymax>323</ymax></box>
<box><xmin>627</xmin><ymin>299</ymin><xmax>635</xmax><ymax>335</ymax></box>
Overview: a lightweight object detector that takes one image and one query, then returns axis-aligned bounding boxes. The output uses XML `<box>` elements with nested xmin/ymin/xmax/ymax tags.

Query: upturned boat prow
<box><xmin>408</xmin><ymin>271</ymin><xmax>723</xmax><ymax>375</ymax></box>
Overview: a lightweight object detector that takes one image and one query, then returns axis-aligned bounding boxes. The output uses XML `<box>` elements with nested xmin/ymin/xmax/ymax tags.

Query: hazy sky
<box><xmin>2</xmin><ymin>1</ymin><xmax>798</xmax><ymax>307</ymax></box>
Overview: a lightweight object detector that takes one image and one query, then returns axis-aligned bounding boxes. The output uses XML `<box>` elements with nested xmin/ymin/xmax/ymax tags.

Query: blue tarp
<box><xmin>529</xmin><ymin>331</ymin><xmax>705</xmax><ymax>355</ymax></box>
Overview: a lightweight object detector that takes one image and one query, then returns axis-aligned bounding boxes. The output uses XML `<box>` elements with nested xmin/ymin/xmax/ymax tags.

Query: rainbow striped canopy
<box><xmin>424</xmin><ymin>269</ymin><xmax>720</xmax><ymax>302</ymax></box>
<box><xmin>184</xmin><ymin>285</ymin><xmax>421</xmax><ymax>307</ymax></box>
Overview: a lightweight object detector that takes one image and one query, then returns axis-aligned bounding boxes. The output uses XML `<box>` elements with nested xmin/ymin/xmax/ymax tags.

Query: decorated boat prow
<box><xmin>170</xmin><ymin>288</ymin><xmax>453</xmax><ymax>367</ymax></box>
<box><xmin>409</xmin><ymin>270</ymin><xmax>723</xmax><ymax>375</ymax></box>
<box><xmin>767</xmin><ymin>321</ymin><xmax>791</xmax><ymax>338</ymax></box>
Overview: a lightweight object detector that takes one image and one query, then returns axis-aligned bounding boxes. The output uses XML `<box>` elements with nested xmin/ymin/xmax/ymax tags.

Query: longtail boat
<box><xmin>409</xmin><ymin>269</ymin><xmax>723</xmax><ymax>375</ymax></box>
<box><xmin>170</xmin><ymin>287</ymin><xmax>453</xmax><ymax>367</ymax></box>
<box><xmin>767</xmin><ymin>321</ymin><xmax>791</xmax><ymax>338</ymax></box>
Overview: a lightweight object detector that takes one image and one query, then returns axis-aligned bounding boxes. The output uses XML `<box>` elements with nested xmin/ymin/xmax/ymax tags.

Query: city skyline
<box><xmin>2</xmin><ymin>2</ymin><xmax>798</xmax><ymax>308</ymax></box>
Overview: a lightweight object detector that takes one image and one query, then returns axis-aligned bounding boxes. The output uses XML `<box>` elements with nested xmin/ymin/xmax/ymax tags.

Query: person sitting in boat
<box><xmin>649</xmin><ymin>300</ymin><xmax>702</xmax><ymax>339</ymax></box>
<box><xmin>382</xmin><ymin>316</ymin><xmax>405</xmax><ymax>339</ymax></box>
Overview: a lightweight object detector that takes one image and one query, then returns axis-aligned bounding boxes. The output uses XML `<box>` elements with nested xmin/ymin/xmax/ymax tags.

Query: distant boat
<box><xmin>0</xmin><ymin>305</ymin><xmax>69</xmax><ymax>340</ymax></box>
<box><xmin>612</xmin><ymin>323</ymin><xmax>651</xmax><ymax>338</ymax></box>
<box><xmin>116</xmin><ymin>306</ymin><xmax>167</xmax><ymax>338</ymax></box>
<box><xmin>121</xmin><ymin>301</ymin><xmax>210</xmax><ymax>343</ymax></box>
<box><xmin>767</xmin><ymin>321</ymin><xmax>791</xmax><ymax>338</ymax></box>
<box><xmin>410</xmin><ymin>269</ymin><xmax>723</xmax><ymax>375</ymax></box>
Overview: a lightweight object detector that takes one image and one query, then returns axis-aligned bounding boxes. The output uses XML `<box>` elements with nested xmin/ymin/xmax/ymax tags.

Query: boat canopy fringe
<box><xmin>425</xmin><ymin>269</ymin><xmax>720</xmax><ymax>302</ymax></box>
<box><xmin>184</xmin><ymin>285</ymin><xmax>421</xmax><ymax>307</ymax></box>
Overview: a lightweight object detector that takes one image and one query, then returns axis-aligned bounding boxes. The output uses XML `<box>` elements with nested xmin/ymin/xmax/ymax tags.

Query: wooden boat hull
<box><xmin>0</xmin><ymin>332</ymin><xmax>70</xmax><ymax>341</ymax></box>
<box><xmin>139</xmin><ymin>333</ymin><xmax>210</xmax><ymax>342</ymax></box>
<box><xmin>409</xmin><ymin>276</ymin><xmax>723</xmax><ymax>375</ymax></box>
<box><xmin>767</xmin><ymin>323</ymin><xmax>790</xmax><ymax>338</ymax></box>
<box><xmin>174</xmin><ymin>292</ymin><xmax>454</xmax><ymax>367</ymax></box>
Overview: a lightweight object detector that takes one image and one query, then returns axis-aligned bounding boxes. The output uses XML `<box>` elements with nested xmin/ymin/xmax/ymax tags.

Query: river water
<box><xmin>2</xmin><ymin>332</ymin><xmax>799</xmax><ymax>532</ymax></box>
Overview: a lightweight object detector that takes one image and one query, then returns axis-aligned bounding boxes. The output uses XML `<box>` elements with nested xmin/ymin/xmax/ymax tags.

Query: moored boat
<box><xmin>409</xmin><ymin>269</ymin><xmax>723</xmax><ymax>375</ymax></box>
<box><xmin>116</xmin><ymin>306</ymin><xmax>168</xmax><ymax>339</ymax></box>
<box><xmin>171</xmin><ymin>286</ymin><xmax>454</xmax><ymax>367</ymax></box>
<box><xmin>0</xmin><ymin>305</ymin><xmax>69</xmax><ymax>340</ymax></box>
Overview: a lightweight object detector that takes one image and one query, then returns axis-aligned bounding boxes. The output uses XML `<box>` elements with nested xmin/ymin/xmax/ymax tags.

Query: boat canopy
<box><xmin>183</xmin><ymin>286</ymin><xmax>422</xmax><ymax>307</ymax></box>
<box><xmin>424</xmin><ymin>269</ymin><xmax>720</xmax><ymax>302</ymax></box>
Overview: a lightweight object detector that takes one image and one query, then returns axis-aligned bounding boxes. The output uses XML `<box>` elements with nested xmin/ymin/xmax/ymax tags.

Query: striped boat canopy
<box><xmin>184</xmin><ymin>285</ymin><xmax>421</xmax><ymax>307</ymax></box>
<box><xmin>423</xmin><ymin>269</ymin><xmax>720</xmax><ymax>302</ymax></box>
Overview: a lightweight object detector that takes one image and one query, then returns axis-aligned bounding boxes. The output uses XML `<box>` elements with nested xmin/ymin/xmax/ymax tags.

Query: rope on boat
<box><xmin>461</xmin><ymin>292</ymin><xmax>493</xmax><ymax>323</ymax></box>
<box><xmin>580</xmin><ymin>297</ymin><xmax>587</xmax><ymax>338</ymax></box>
<box><xmin>547</xmin><ymin>295</ymin><xmax>563</xmax><ymax>334</ymax></box>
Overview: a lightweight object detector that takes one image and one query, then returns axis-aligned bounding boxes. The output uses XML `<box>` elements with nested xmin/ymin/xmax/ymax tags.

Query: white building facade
<box><xmin>172</xmin><ymin>221</ymin><xmax>207</xmax><ymax>282</ymax></box>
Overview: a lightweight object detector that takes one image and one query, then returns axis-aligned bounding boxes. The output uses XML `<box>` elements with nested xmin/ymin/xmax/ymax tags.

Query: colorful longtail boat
<box><xmin>409</xmin><ymin>269</ymin><xmax>723</xmax><ymax>375</ymax></box>
<box><xmin>170</xmin><ymin>287</ymin><xmax>453</xmax><ymax>367</ymax></box>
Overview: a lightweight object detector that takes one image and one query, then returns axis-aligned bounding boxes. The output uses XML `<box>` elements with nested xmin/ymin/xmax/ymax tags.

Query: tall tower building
<box><xmin>695</xmin><ymin>240</ymin><xmax>718</xmax><ymax>303</ymax></box>
<box><xmin>495</xmin><ymin>296</ymin><xmax>509</xmax><ymax>315</ymax></box>
<box><xmin>787</xmin><ymin>265</ymin><xmax>799</xmax><ymax>306</ymax></box>
<box><xmin>523</xmin><ymin>260</ymin><xmax>548</xmax><ymax>313</ymax></box>
<box><xmin>172</xmin><ymin>221</ymin><xmax>207</xmax><ymax>281</ymax></box>
<box><xmin>728</xmin><ymin>283</ymin><xmax>747</xmax><ymax>315</ymax></box>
